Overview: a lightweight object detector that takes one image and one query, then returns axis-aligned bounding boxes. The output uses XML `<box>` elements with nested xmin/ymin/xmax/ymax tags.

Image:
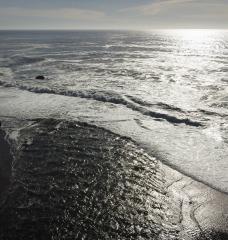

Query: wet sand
<box><xmin>0</xmin><ymin>118</ymin><xmax>227</xmax><ymax>239</ymax></box>
<box><xmin>0</xmin><ymin>127</ymin><xmax>12</xmax><ymax>198</ymax></box>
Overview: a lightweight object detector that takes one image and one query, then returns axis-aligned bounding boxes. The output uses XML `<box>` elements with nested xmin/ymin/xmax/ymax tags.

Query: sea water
<box><xmin>0</xmin><ymin>29</ymin><xmax>227</xmax><ymax>192</ymax></box>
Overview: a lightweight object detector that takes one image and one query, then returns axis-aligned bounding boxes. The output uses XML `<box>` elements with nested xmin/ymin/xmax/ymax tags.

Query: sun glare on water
<box><xmin>169</xmin><ymin>29</ymin><xmax>218</xmax><ymax>39</ymax></box>
<box><xmin>149</xmin><ymin>29</ymin><xmax>227</xmax><ymax>88</ymax></box>
<box><xmin>158</xmin><ymin>29</ymin><xmax>226</xmax><ymax>58</ymax></box>
<box><xmin>166</xmin><ymin>29</ymin><xmax>224</xmax><ymax>50</ymax></box>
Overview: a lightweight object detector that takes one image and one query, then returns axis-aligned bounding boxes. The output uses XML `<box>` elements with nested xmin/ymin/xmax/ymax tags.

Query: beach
<box><xmin>0</xmin><ymin>118</ymin><xmax>227</xmax><ymax>239</ymax></box>
<box><xmin>0</xmin><ymin>29</ymin><xmax>228</xmax><ymax>239</ymax></box>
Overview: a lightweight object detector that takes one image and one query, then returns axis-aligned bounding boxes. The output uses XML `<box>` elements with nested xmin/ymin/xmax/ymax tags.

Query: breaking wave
<box><xmin>0</xmin><ymin>80</ymin><xmax>202</xmax><ymax>127</ymax></box>
<box><xmin>6</xmin><ymin>56</ymin><xmax>46</xmax><ymax>68</ymax></box>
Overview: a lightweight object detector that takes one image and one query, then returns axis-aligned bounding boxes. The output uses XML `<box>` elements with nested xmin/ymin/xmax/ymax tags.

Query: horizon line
<box><xmin>0</xmin><ymin>28</ymin><xmax>228</xmax><ymax>31</ymax></box>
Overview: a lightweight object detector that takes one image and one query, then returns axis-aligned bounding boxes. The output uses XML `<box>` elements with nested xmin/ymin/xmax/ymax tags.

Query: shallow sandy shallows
<box><xmin>0</xmin><ymin>118</ymin><xmax>227</xmax><ymax>240</ymax></box>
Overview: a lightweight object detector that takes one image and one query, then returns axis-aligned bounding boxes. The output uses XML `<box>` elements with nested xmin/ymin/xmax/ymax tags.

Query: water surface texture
<box><xmin>0</xmin><ymin>30</ymin><xmax>228</xmax><ymax>192</ymax></box>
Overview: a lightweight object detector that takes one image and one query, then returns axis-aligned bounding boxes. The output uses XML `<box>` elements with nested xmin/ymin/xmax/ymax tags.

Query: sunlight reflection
<box><xmin>149</xmin><ymin>29</ymin><xmax>227</xmax><ymax>89</ymax></box>
<box><xmin>167</xmin><ymin>29</ymin><xmax>224</xmax><ymax>53</ymax></box>
<box><xmin>167</xmin><ymin>29</ymin><xmax>221</xmax><ymax>39</ymax></box>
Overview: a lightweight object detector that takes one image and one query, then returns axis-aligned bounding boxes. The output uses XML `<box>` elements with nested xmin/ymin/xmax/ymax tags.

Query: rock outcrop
<box><xmin>35</xmin><ymin>75</ymin><xmax>45</xmax><ymax>80</ymax></box>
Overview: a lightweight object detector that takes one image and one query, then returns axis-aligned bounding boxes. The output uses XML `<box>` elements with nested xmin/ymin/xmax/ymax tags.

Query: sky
<box><xmin>0</xmin><ymin>0</ymin><xmax>227</xmax><ymax>30</ymax></box>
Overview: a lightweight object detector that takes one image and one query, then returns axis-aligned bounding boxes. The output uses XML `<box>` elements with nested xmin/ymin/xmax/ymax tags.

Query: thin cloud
<box><xmin>120</xmin><ymin>0</ymin><xmax>196</xmax><ymax>16</ymax></box>
<box><xmin>118</xmin><ymin>0</ymin><xmax>228</xmax><ymax>28</ymax></box>
<box><xmin>0</xmin><ymin>7</ymin><xmax>106</xmax><ymax>20</ymax></box>
<box><xmin>0</xmin><ymin>1</ymin><xmax>227</xmax><ymax>29</ymax></box>
<box><xmin>119</xmin><ymin>0</ymin><xmax>228</xmax><ymax>18</ymax></box>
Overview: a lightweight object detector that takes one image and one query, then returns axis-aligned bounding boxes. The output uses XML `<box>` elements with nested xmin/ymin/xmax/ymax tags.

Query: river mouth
<box><xmin>0</xmin><ymin>118</ymin><xmax>227</xmax><ymax>239</ymax></box>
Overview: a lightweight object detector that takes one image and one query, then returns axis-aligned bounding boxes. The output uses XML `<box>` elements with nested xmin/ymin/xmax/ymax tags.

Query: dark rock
<box><xmin>35</xmin><ymin>75</ymin><xmax>45</xmax><ymax>80</ymax></box>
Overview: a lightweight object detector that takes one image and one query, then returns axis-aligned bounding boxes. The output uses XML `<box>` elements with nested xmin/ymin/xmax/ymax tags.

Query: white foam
<box><xmin>0</xmin><ymin>87</ymin><xmax>228</xmax><ymax>193</ymax></box>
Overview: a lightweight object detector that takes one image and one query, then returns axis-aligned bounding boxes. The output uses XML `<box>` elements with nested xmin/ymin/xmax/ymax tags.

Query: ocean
<box><xmin>0</xmin><ymin>29</ymin><xmax>228</xmax><ymax>194</ymax></box>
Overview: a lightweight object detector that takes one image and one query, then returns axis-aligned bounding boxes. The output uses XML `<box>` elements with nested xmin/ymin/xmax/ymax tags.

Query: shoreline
<box><xmin>0</xmin><ymin>85</ymin><xmax>227</xmax><ymax>194</ymax></box>
<box><xmin>1</xmin><ymin>114</ymin><xmax>228</xmax><ymax>195</ymax></box>
<box><xmin>0</xmin><ymin>118</ymin><xmax>227</xmax><ymax>239</ymax></box>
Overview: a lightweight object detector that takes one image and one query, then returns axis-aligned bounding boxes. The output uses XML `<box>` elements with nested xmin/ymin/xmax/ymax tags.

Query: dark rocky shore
<box><xmin>0</xmin><ymin>118</ymin><xmax>227</xmax><ymax>240</ymax></box>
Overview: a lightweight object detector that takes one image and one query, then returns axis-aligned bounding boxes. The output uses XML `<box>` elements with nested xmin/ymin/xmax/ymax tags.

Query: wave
<box><xmin>7</xmin><ymin>56</ymin><xmax>46</xmax><ymax>68</ymax></box>
<box><xmin>198</xmin><ymin>109</ymin><xmax>228</xmax><ymax>118</ymax></box>
<box><xmin>0</xmin><ymin>80</ymin><xmax>203</xmax><ymax>127</ymax></box>
<box><xmin>103</xmin><ymin>44</ymin><xmax>173</xmax><ymax>53</ymax></box>
<box><xmin>127</xmin><ymin>95</ymin><xmax>185</xmax><ymax>113</ymax></box>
